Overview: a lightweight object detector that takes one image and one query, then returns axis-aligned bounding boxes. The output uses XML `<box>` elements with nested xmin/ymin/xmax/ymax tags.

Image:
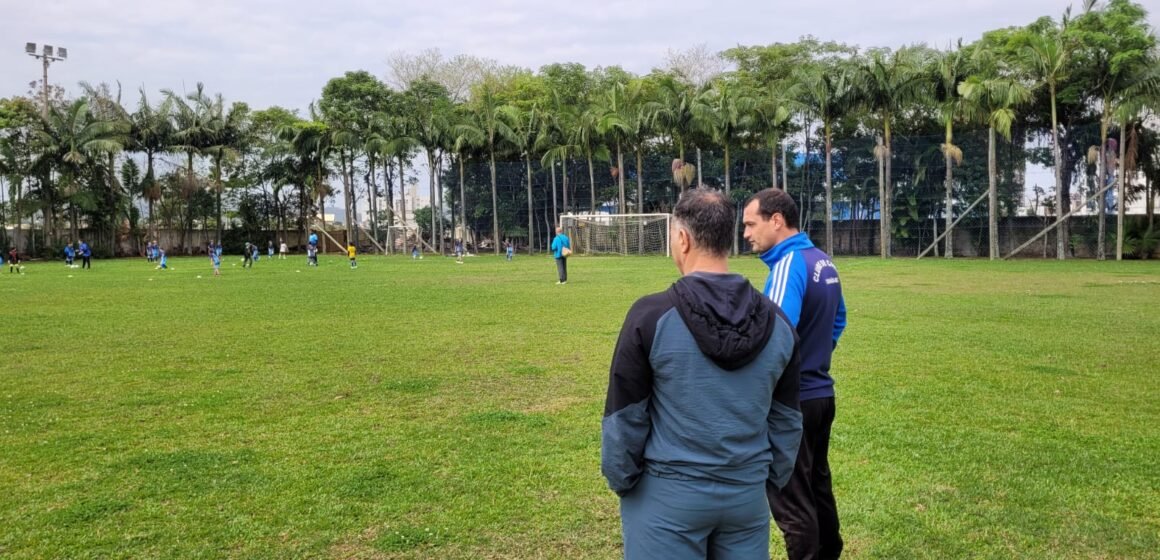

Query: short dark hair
<box><xmin>746</xmin><ymin>188</ymin><xmax>799</xmax><ymax>229</ymax></box>
<box><xmin>673</xmin><ymin>188</ymin><xmax>734</xmax><ymax>257</ymax></box>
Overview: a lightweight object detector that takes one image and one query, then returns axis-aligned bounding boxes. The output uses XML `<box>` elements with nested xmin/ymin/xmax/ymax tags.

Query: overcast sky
<box><xmin>5</xmin><ymin>0</ymin><xmax>1156</xmax><ymax>112</ymax></box>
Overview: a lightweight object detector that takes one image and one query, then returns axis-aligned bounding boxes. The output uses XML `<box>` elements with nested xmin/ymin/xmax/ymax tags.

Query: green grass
<box><xmin>1</xmin><ymin>254</ymin><xmax>1158</xmax><ymax>559</ymax></box>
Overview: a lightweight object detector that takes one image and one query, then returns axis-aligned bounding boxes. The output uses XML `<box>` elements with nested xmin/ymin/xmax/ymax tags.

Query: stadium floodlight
<box><xmin>25</xmin><ymin>42</ymin><xmax>68</xmax><ymax>117</ymax></box>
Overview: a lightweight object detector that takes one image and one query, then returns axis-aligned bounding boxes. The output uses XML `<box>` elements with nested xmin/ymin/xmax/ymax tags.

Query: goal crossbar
<box><xmin>559</xmin><ymin>213</ymin><xmax>671</xmax><ymax>257</ymax></box>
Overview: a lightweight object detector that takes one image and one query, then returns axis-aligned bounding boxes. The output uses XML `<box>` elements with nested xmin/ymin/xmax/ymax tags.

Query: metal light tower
<box><xmin>25</xmin><ymin>42</ymin><xmax>68</xmax><ymax>117</ymax></box>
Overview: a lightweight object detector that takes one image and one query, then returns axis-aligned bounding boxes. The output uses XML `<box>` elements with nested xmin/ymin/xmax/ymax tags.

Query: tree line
<box><xmin>1</xmin><ymin>0</ymin><xmax>1157</xmax><ymax>259</ymax></box>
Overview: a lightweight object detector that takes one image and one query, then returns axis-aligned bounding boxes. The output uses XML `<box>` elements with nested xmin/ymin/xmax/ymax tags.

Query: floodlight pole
<box><xmin>25</xmin><ymin>43</ymin><xmax>67</xmax><ymax>117</ymax></box>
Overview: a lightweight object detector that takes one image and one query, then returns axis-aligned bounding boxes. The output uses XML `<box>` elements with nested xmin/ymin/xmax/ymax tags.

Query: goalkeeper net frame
<box><xmin>558</xmin><ymin>213</ymin><xmax>672</xmax><ymax>256</ymax></box>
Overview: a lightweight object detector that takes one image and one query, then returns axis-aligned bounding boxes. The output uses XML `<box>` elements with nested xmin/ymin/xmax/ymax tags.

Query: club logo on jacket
<box><xmin>812</xmin><ymin>259</ymin><xmax>840</xmax><ymax>285</ymax></box>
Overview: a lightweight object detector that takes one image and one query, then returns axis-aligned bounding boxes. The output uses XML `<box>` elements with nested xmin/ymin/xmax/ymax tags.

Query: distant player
<box><xmin>455</xmin><ymin>239</ymin><xmax>464</xmax><ymax>264</ymax></box>
<box><xmin>347</xmin><ymin>243</ymin><xmax>357</xmax><ymax>269</ymax></box>
<box><xmin>64</xmin><ymin>243</ymin><xmax>75</xmax><ymax>267</ymax></box>
<box><xmin>243</xmin><ymin>242</ymin><xmax>253</xmax><ymax>268</ymax></box>
<box><xmin>157</xmin><ymin>248</ymin><xmax>168</xmax><ymax>270</ymax></box>
<box><xmin>309</xmin><ymin>231</ymin><xmax>319</xmax><ymax>248</ymax></box>
<box><xmin>210</xmin><ymin>246</ymin><xmax>221</xmax><ymax>276</ymax></box>
<box><xmin>279</xmin><ymin>239</ymin><xmax>288</xmax><ymax>259</ymax></box>
<box><xmin>79</xmin><ymin>240</ymin><xmax>91</xmax><ymax>269</ymax></box>
<box><xmin>411</xmin><ymin>246</ymin><xmax>420</xmax><ymax>260</ymax></box>
<box><xmin>505</xmin><ymin>240</ymin><xmax>514</xmax><ymax>261</ymax></box>
<box><xmin>307</xmin><ymin>244</ymin><xmax>318</xmax><ymax>267</ymax></box>
<box><xmin>7</xmin><ymin>247</ymin><xmax>19</xmax><ymax>273</ymax></box>
<box><xmin>268</xmin><ymin>240</ymin><xmax>275</xmax><ymax>260</ymax></box>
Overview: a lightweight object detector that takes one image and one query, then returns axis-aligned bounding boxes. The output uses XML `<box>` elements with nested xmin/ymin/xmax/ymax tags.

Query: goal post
<box><xmin>558</xmin><ymin>213</ymin><xmax>672</xmax><ymax>256</ymax></box>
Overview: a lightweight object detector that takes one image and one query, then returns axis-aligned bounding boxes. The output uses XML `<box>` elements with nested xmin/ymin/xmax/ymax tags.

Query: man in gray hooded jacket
<box><xmin>602</xmin><ymin>188</ymin><xmax>803</xmax><ymax>560</ymax></box>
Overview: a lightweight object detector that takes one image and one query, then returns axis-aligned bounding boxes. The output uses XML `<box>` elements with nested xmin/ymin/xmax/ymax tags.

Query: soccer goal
<box><xmin>559</xmin><ymin>213</ymin><xmax>671</xmax><ymax>256</ymax></box>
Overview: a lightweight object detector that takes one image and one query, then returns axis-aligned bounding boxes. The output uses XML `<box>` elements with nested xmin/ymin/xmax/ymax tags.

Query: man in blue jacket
<box><xmin>743</xmin><ymin>188</ymin><xmax>847</xmax><ymax>560</ymax></box>
<box><xmin>603</xmin><ymin>188</ymin><xmax>802</xmax><ymax>559</ymax></box>
<box><xmin>549</xmin><ymin>227</ymin><xmax>571</xmax><ymax>284</ymax></box>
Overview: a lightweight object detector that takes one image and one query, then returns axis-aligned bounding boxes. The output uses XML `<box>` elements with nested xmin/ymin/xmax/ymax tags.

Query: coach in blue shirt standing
<box><xmin>743</xmin><ymin>188</ymin><xmax>847</xmax><ymax>560</ymax></box>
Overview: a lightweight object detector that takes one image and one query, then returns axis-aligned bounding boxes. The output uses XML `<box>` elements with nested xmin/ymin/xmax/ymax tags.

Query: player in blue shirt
<box><xmin>210</xmin><ymin>246</ymin><xmax>221</xmax><ymax>276</ymax></box>
<box><xmin>157</xmin><ymin>248</ymin><xmax>168</xmax><ymax>269</ymax></box>
<box><xmin>79</xmin><ymin>240</ymin><xmax>92</xmax><ymax>269</ymax></box>
<box><xmin>64</xmin><ymin>243</ymin><xmax>75</xmax><ymax>267</ymax></box>
<box><xmin>743</xmin><ymin>188</ymin><xmax>847</xmax><ymax>560</ymax></box>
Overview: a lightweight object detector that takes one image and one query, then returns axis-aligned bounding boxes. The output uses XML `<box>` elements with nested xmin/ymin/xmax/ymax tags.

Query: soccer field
<box><xmin>1</xmin><ymin>255</ymin><xmax>1157</xmax><ymax>559</ymax></box>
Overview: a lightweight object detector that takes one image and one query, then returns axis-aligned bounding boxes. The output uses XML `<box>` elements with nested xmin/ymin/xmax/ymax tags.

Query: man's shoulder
<box><xmin>625</xmin><ymin>291</ymin><xmax>675</xmax><ymax>324</ymax></box>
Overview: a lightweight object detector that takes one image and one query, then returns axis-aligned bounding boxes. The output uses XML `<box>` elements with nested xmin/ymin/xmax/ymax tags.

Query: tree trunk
<box><xmin>824</xmin><ymin>122</ymin><xmax>833</xmax><ymax>256</ymax></box>
<box><xmin>944</xmin><ymin>123</ymin><xmax>954</xmax><ymax>258</ymax></box>
<box><xmin>427</xmin><ymin>150</ymin><xmax>437</xmax><ymax>253</ymax></box>
<box><xmin>369</xmin><ymin>155</ymin><xmax>379</xmax><ymax>251</ymax></box>
<box><xmin>587</xmin><ymin>151</ymin><xmax>596</xmax><ymax>212</ymax></box>
<box><xmin>617</xmin><ymin>141</ymin><xmax>626</xmax><ymax>254</ymax></box>
<box><xmin>696</xmin><ymin>147</ymin><xmax>703</xmax><ymax>187</ymax></box>
<box><xmin>562</xmin><ymin>155</ymin><xmax>569</xmax><ymax>213</ymax></box>
<box><xmin>636</xmin><ymin>147</ymin><xmax>645</xmax><ymax>253</ymax></box>
<box><xmin>883</xmin><ymin>119</ymin><xmax>893</xmax><ymax>258</ymax></box>
<box><xmin>1050</xmin><ymin>85</ymin><xmax>1066</xmax><ymax>260</ymax></box>
<box><xmin>526</xmin><ymin>152</ymin><xmax>534</xmax><ymax>255</ymax></box>
<box><xmin>725</xmin><ymin>143</ymin><xmax>737</xmax><ymax>255</ymax></box>
<box><xmin>771</xmin><ymin>140</ymin><xmax>778</xmax><ymax>190</ymax></box>
<box><xmin>876</xmin><ymin>135</ymin><xmax>885</xmax><ymax>258</ymax></box>
<box><xmin>551</xmin><ymin>159</ymin><xmax>558</xmax><ymax>228</ymax></box>
<box><xmin>782</xmin><ymin>141</ymin><xmax>788</xmax><ymax>196</ymax></box>
<box><xmin>1098</xmin><ymin>117</ymin><xmax>1108</xmax><ymax>260</ymax></box>
<box><xmin>459</xmin><ymin>154</ymin><xmax>467</xmax><ymax>249</ymax></box>
<box><xmin>399</xmin><ymin>154</ymin><xmax>408</xmax><ymax>255</ymax></box>
<box><xmin>1117</xmin><ymin>121</ymin><xmax>1126</xmax><ymax>261</ymax></box>
<box><xmin>988</xmin><ymin>126</ymin><xmax>999</xmax><ymax>260</ymax></box>
<box><xmin>490</xmin><ymin>147</ymin><xmax>499</xmax><ymax>255</ymax></box>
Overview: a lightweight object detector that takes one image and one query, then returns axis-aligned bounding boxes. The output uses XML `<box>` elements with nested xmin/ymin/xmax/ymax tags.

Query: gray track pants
<box><xmin>620</xmin><ymin>474</ymin><xmax>770</xmax><ymax>560</ymax></box>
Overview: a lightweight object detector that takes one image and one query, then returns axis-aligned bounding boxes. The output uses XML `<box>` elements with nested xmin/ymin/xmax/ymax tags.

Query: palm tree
<box><xmin>573</xmin><ymin>107</ymin><xmax>606</xmax><ymax>213</ymax></box>
<box><xmin>595</xmin><ymin>81</ymin><xmax>631</xmax><ymax>216</ymax></box>
<box><xmin>203</xmin><ymin>96</ymin><xmax>249</xmax><ymax>242</ymax></box>
<box><xmin>855</xmin><ymin>48</ymin><xmax>930</xmax><ymax>257</ymax></box>
<box><xmin>472</xmin><ymin>78</ymin><xmax>513</xmax><ymax>254</ymax></box>
<box><xmin>129</xmin><ymin>89</ymin><xmax>172</xmax><ymax>239</ymax></box>
<box><xmin>798</xmin><ymin>63</ymin><xmax>855</xmax><ymax>255</ymax></box>
<box><xmin>752</xmin><ymin>88</ymin><xmax>797</xmax><ymax>192</ymax></box>
<box><xmin>1112</xmin><ymin>63</ymin><xmax>1160</xmax><ymax>259</ymax></box>
<box><xmin>694</xmin><ymin>78</ymin><xmax>757</xmax><ymax>254</ymax></box>
<box><xmin>1021</xmin><ymin>14</ymin><xmax>1076</xmax><ymax>260</ymax></box>
<box><xmin>450</xmin><ymin>114</ymin><xmax>484</xmax><ymax>249</ymax></box>
<box><xmin>289</xmin><ymin>116</ymin><xmax>333</xmax><ymax>251</ymax></box>
<box><xmin>654</xmin><ymin>74</ymin><xmax>701</xmax><ymax>193</ymax></box>
<box><xmin>933</xmin><ymin>43</ymin><xmax>972</xmax><ymax>258</ymax></box>
<box><xmin>959</xmin><ymin>75</ymin><xmax>1031</xmax><ymax>259</ymax></box>
<box><xmin>28</xmin><ymin>99</ymin><xmax>126</xmax><ymax>244</ymax></box>
<box><xmin>164</xmin><ymin>84</ymin><xmax>215</xmax><ymax>250</ymax></box>
<box><xmin>499</xmin><ymin>103</ymin><xmax>542</xmax><ymax>254</ymax></box>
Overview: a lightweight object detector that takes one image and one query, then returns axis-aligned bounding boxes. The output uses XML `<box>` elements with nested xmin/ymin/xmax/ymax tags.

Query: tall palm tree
<box><xmin>289</xmin><ymin>116</ymin><xmax>333</xmax><ymax>250</ymax></box>
<box><xmin>164</xmin><ymin>83</ymin><xmax>215</xmax><ymax>249</ymax></box>
<box><xmin>752</xmin><ymin>88</ymin><xmax>797</xmax><ymax>192</ymax></box>
<box><xmin>694</xmin><ymin>79</ymin><xmax>757</xmax><ymax>254</ymax></box>
<box><xmin>203</xmin><ymin>96</ymin><xmax>249</xmax><ymax>242</ymax></box>
<box><xmin>595</xmin><ymin>81</ymin><xmax>631</xmax><ymax>216</ymax></box>
<box><xmin>500</xmin><ymin>103</ymin><xmax>542</xmax><ymax>254</ymax></box>
<box><xmin>855</xmin><ymin>48</ymin><xmax>930</xmax><ymax>257</ymax></box>
<box><xmin>1021</xmin><ymin>15</ymin><xmax>1076</xmax><ymax>260</ymax></box>
<box><xmin>472</xmin><ymin>78</ymin><xmax>513</xmax><ymax>254</ymax></box>
<box><xmin>28</xmin><ymin>99</ymin><xmax>126</xmax><ymax>244</ymax></box>
<box><xmin>933</xmin><ymin>42</ymin><xmax>972</xmax><ymax>258</ymax></box>
<box><xmin>798</xmin><ymin>63</ymin><xmax>855</xmax><ymax>255</ymax></box>
<box><xmin>574</xmin><ymin>107</ymin><xmax>606</xmax><ymax>213</ymax></box>
<box><xmin>129</xmin><ymin>89</ymin><xmax>172</xmax><ymax>239</ymax></box>
<box><xmin>654</xmin><ymin>74</ymin><xmax>700</xmax><ymax>193</ymax></box>
<box><xmin>959</xmin><ymin>76</ymin><xmax>1031</xmax><ymax>260</ymax></box>
<box><xmin>451</xmin><ymin>115</ymin><xmax>484</xmax><ymax>248</ymax></box>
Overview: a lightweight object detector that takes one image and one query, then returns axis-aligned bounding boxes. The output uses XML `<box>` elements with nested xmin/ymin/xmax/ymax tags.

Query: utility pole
<box><xmin>25</xmin><ymin>43</ymin><xmax>68</xmax><ymax>117</ymax></box>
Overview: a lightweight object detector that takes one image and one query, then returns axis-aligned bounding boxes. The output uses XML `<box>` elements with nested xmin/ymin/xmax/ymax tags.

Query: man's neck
<box><xmin>681</xmin><ymin>253</ymin><xmax>729</xmax><ymax>276</ymax></box>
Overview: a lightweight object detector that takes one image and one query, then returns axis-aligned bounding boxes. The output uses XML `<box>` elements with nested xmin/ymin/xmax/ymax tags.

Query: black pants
<box><xmin>768</xmin><ymin>397</ymin><xmax>842</xmax><ymax>560</ymax></box>
<box><xmin>555</xmin><ymin>257</ymin><xmax>567</xmax><ymax>282</ymax></box>
<box><xmin>82</xmin><ymin>256</ymin><xmax>91</xmax><ymax>269</ymax></box>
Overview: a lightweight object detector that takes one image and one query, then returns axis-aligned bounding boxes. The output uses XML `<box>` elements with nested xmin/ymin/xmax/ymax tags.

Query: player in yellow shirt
<box><xmin>347</xmin><ymin>243</ymin><xmax>357</xmax><ymax>269</ymax></box>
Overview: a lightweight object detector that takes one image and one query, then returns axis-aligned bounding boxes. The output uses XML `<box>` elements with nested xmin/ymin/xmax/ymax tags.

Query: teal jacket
<box><xmin>551</xmin><ymin>234</ymin><xmax>571</xmax><ymax>259</ymax></box>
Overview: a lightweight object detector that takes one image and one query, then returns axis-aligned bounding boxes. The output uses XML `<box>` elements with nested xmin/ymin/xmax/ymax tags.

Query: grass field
<box><xmin>1</xmin><ymin>253</ymin><xmax>1158</xmax><ymax>559</ymax></box>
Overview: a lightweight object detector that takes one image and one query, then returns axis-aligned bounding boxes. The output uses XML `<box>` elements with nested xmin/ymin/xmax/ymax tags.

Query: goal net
<box><xmin>559</xmin><ymin>213</ymin><xmax>671</xmax><ymax>256</ymax></box>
